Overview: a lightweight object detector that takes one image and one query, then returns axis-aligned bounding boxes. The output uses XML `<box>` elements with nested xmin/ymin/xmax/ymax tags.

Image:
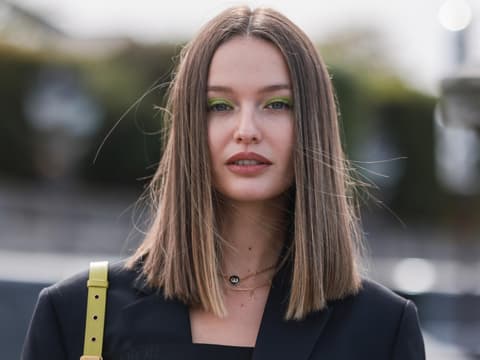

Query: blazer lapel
<box><xmin>118</xmin><ymin>257</ymin><xmax>332</xmax><ymax>360</ymax></box>
<box><xmin>117</xmin><ymin>270</ymin><xmax>191</xmax><ymax>349</ymax></box>
<box><xmin>253</xmin><ymin>263</ymin><xmax>332</xmax><ymax>360</ymax></box>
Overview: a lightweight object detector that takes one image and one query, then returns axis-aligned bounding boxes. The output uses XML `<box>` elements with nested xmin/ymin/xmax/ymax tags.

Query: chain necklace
<box><xmin>224</xmin><ymin>279</ymin><xmax>273</xmax><ymax>300</ymax></box>
<box><xmin>219</xmin><ymin>263</ymin><xmax>277</xmax><ymax>287</ymax></box>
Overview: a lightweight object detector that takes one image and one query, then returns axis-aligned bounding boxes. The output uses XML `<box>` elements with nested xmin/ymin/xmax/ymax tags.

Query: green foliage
<box><xmin>78</xmin><ymin>44</ymin><xmax>178</xmax><ymax>187</ymax></box>
<box><xmin>2</xmin><ymin>37</ymin><xmax>477</xmax><ymax>225</ymax></box>
<box><xmin>0</xmin><ymin>45</ymin><xmax>42</xmax><ymax>178</ymax></box>
<box><xmin>0</xmin><ymin>42</ymin><xmax>177</xmax><ymax>187</ymax></box>
<box><xmin>330</xmin><ymin>63</ymin><xmax>441</xmax><ymax>220</ymax></box>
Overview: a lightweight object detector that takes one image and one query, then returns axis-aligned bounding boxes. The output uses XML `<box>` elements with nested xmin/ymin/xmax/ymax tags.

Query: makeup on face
<box><xmin>206</xmin><ymin>36</ymin><xmax>295</xmax><ymax>202</ymax></box>
<box><xmin>207</xmin><ymin>95</ymin><xmax>293</xmax><ymax>113</ymax></box>
<box><xmin>263</xmin><ymin>96</ymin><xmax>293</xmax><ymax>110</ymax></box>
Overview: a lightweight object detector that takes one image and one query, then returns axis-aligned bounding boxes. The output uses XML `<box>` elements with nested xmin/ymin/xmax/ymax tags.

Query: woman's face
<box><xmin>207</xmin><ymin>36</ymin><xmax>295</xmax><ymax>203</ymax></box>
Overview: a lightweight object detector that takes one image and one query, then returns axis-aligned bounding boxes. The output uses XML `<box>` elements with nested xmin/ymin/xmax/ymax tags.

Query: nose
<box><xmin>233</xmin><ymin>106</ymin><xmax>262</xmax><ymax>144</ymax></box>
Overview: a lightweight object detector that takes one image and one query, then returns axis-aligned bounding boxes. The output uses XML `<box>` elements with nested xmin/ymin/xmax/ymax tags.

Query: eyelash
<box><xmin>207</xmin><ymin>98</ymin><xmax>293</xmax><ymax>112</ymax></box>
<box><xmin>207</xmin><ymin>100</ymin><xmax>233</xmax><ymax>112</ymax></box>
<box><xmin>265</xmin><ymin>98</ymin><xmax>292</xmax><ymax>110</ymax></box>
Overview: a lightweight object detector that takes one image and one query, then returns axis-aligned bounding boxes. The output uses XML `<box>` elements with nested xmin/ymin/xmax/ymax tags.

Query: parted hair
<box><xmin>126</xmin><ymin>5</ymin><xmax>363</xmax><ymax>320</ymax></box>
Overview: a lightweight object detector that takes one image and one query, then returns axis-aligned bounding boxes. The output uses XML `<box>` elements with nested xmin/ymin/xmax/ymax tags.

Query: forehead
<box><xmin>207</xmin><ymin>36</ymin><xmax>291</xmax><ymax>89</ymax></box>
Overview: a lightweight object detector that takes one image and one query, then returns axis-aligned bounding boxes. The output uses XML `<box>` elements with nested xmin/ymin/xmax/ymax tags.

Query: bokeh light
<box><xmin>438</xmin><ymin>0</ymin><xmax>473</xmax><ymax>31</ymax></box>
<box><xmin>393</xmin><ymin>258</ymin><xmax>437</xmax><ymax>294</ymax></box>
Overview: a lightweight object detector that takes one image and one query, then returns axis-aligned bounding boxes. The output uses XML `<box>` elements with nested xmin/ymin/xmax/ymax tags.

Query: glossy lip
<box><xmin>226</xmin><ymin>152</ymin><xmax>272</xmax><ymax>165</ymax></box>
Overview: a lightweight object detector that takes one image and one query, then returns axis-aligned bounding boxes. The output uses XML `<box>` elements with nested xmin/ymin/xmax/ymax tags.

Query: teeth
<box><xmin>234</xmin><ymin>160</ymin><xmax>263</xmax><ymax>166</ymax></box>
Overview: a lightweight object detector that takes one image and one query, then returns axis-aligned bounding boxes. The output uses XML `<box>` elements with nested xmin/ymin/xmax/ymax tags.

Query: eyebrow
<box><xmin>207</xmin><ymin>84</ymin><xmax>291</xmax><ymax>93</ymax></box>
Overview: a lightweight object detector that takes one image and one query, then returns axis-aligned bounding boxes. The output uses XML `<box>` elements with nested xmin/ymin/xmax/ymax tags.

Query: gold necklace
<box><xmin>224</xmin><ymin>279</ymin><xmax>273</xmax><ymax>299</ymax></box>
<box><xmin>219</xmin><ymin>264</ymin><xmax>277</xmax><ymax>287</ymax></box>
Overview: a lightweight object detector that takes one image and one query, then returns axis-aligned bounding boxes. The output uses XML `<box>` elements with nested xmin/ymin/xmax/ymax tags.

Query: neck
<box><xmin>217</xmin><ymin>194</ymin><xmax>290</xmax><ymax>285</ymax></box>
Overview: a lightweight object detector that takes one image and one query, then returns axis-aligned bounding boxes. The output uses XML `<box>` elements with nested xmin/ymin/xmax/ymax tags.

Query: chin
<box><xmin>215</xmin><ymin>185</ymin><xmax>291</xmax><ymax>204</ymax></box>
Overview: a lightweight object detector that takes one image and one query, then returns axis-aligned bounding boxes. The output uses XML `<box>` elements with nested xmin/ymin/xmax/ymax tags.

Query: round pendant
<box><xmin>229</xmin><ymin>275</ymin><xmax>240</xmax><ymax>286</ymax></box>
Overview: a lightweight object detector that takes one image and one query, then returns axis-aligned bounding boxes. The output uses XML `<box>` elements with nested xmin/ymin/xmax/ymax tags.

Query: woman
<box><xmin>22</xmin><ymin>6</ymin><xmax>425</xmax><ymax>360</ymax></box>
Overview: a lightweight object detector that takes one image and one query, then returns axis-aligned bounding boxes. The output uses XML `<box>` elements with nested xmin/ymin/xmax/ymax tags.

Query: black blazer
<box><xmin>22</xmin><ymin>259</ymin><xmax>425</xmax><ymax>360</ymax></box>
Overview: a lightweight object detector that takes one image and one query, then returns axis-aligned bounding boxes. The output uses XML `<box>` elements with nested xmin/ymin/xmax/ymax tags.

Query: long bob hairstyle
<box><xmin>127</xmin><ymin>6</ymin><xmax>363</xmax><ymax>321</ymax></box>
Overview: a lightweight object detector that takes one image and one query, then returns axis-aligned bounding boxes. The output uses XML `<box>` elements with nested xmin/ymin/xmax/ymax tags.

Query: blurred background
<box><xmin>1</xmin><ymin>0</ymin><xmax>479</xmax><ymax>358</ymax></box>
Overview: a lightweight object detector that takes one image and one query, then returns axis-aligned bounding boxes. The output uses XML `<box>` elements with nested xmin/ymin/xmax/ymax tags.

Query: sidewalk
<box><xmin>0</xmin><ymin>179</ymin><xmax>143</xmax><ymax>255</ymax></box>
<box><xmin>1</xmin><ymin>180</ymin><xmax>479</xmax><ymax>359</ymax></box>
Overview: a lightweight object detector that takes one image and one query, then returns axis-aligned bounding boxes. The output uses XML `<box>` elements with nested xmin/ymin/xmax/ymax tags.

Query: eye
<box><xmin>207</xmin><ymin>98</ymin><xmax>234</xmax><ymax>112</ymax></box>
<box><xmin>264</xmin><ymin>97</ymin><xmax>293</xmax><ymax>110</ymax></box>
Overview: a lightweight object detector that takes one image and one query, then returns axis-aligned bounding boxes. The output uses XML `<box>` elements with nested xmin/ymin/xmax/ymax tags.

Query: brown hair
<box><xmin>127</xmin><ymin>6</ymin><xmax>363</xmax><ymax>320</ymax></box>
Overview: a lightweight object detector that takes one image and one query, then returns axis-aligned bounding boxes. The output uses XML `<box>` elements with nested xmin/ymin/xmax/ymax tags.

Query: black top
<box><xmin>22</xmin><ymin>259</ymin><xmax>425</xmax><ymax>360</ymax></box>
<box><xmin>129</xmin><ymin>343</ymin><xmax>254</xmax><ymax>360</ymax></box>
<box><xmin>105</xmin><ymin>342</ymin><xmax>254</xmax><ymax>360</ymax></box>
<box><xmin>192</xmin><ymin>344</ymin><xmax>253</xmax><ymax>359</ymax></box>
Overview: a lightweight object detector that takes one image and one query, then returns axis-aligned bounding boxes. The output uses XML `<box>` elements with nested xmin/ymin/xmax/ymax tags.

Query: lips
<box><xmin>226</xmin><ymin>152</ymin><xmax>272</xmax><ymax>165</ymax></box>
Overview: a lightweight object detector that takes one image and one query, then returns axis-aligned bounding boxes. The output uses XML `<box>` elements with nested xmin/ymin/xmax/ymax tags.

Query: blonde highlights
<box><xmin>127</xmin><ymin>6</ymin><xmax>362</xmax><ymax>320</ymax></box>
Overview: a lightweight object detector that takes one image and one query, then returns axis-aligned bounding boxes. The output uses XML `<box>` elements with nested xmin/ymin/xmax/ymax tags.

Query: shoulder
<box><xmin>23</xmin><ymin>259</ymin><xmax>140</xmax><ymax>360</ymax></box>
<box><xmin>43</xmin><ymin>259</ymin><xmax>137</xmax><ymax>302</ymax></box>
<box><xmin>352</xmin><ymin>277</ymin><xmax>409</xmax><ymax>308</ymax></box>
<box><xmin>33</xmin><ymin>258</ymin><xmax>143</xmax><ymax>339</ymax></box>
<box><xmin>328</xmin><ymin>277</ymin><xmax>414</xmax><ymax>323</ymax></box>
<box><xmin>316</xmin><ymin>278</ymin><xmax>425</xmax><ymax>359</ymax></box>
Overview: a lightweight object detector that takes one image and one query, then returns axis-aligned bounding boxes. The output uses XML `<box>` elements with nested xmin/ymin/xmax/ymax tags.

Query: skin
<box><xmin>190</xmin><ymin>36</ymin><xmax>295</xmax><ymax>346</ymax></box>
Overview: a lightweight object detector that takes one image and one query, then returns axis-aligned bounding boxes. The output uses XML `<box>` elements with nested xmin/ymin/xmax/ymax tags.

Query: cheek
<box><xmin>207</xmin><ymin>129</ymin><xmax>214</xmax><ymax>158</ymax></box>
<box><xmin>276</xmin><ymin>123</ymin><xmax>295</xmax><ymax>159</ymax></box>
<box><xmin>207</xmin><ymin>122</ymin><xmax>218</xmax><ymax>156</ymax></box>
<box><xmin>207</xmin><ymin>120</ymin><xmax>227</xmax><ymax>164</ymax></box>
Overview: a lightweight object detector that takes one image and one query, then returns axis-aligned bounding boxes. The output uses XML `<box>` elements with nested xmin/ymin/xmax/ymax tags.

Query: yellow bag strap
<box><xmin>80</xmin><ymin>261</ymin><xmax>109</xmax><ymax>360</ymax></box>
